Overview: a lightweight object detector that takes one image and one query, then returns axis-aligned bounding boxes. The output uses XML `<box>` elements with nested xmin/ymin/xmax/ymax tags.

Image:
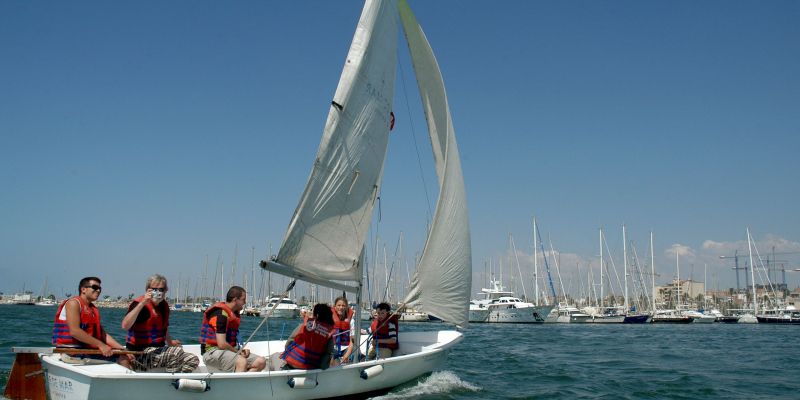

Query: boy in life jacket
<box><xmin>121</xmin><ymin>274</ymin><xmax>199</xmax><ymax>372</ymax></box>
<box><xmin>281</xmin><ymin>303</ymin><xmax>335</xmax><ymax>370</ymax></box>
<box><xmin>200</xmin><ymin>286</ymin><xmax>266</xmax><ymax>372</ymax></box>
<box><xmin>367</xmin><ymin>302</ymin><xmax>399</xmax><ymax>360</ymax></box>
<box><xmin>52</xmin><ymin>276</ymin><xmax>131</xmax><ymax>368</ymax></box>
<box><xmin>330</xmin><ymin>296</ymin><xmax>354</xmax><ymax>366</ymax></box>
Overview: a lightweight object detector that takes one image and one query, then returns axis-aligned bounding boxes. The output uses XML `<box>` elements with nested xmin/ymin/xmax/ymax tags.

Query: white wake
<box><xmin>370</xmin><ymin>370</ymin><xmax>480</xmax><ymax>399</ymax></box>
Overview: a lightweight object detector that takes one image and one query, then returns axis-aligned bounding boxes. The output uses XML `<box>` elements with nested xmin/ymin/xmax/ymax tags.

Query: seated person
<box><xmin>53</xmin><ymin>277</ymin><xmax>131</xmax><ymax>368</ymax></box>
<box><xmin>200</xmin><ymin>286</ymin><xmax>266</xmax><ymax>372</ymax></box>
<box><xmin>330</xmin><ymin>296</ymin><xmax>354</xmax><ymax>366</ymax></box>
<box><xmin>367</xmin><ymin>302</ymin><xmax>398</xmax><ymax>360</ymax></box>
<box><xmin>281</xmin><ymin>303</ymin><xmax>335</xmax><ymax>370</ymax></box>
<box><xmin>122</xmin><ymin>274</ymin><xmax>199</xmax><ymax>372</ymax></box>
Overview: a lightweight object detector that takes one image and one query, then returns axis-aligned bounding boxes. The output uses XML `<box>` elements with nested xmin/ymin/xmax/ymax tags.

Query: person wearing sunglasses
<box><xmin>52</xmin><ymin>276</ymin><xmax>131</xmax><ymax>368</ymax></box>
<box><xmin>121</xmin><ymin>274</ymin><xmax>199</xmax><ymax>373</ymax></box>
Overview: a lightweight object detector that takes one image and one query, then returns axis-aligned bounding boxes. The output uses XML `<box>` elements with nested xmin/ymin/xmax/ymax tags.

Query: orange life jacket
<box><xmin>331</xmin><ymin>306</ymin><xmax>354</xmax><ymax>358</ymax></box>
<box><xmin>126</xmin><ymin>296</ymin><xmax>169</xmax><ymax>348</ymax></box>
<box><xmin>281</xmin><ymin>316</ymin><xmax>334</xmax><ymax>369</ymax></box>
<box><xmin>370</xmin><ymin>314</ymin><xmax>399</xmax><ymax>350</ymax></box>
<box><xmin>52</xmin><ymin>296</ymin><xmax>104</xmax><ymax>347</ymax></box>
<box><xmin>200</xmin><ymin>302</ymin><xmax>240</xmax><ymax>348</ymax></box>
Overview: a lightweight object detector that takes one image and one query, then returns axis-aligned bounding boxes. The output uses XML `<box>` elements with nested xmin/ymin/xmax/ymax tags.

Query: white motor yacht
<box><xmin>546</xmin><ymin>304</ymin><xmax>591</xmax><ymax>323</ymax></box>
<box><xmin>469</xmin><ymin>280</ymin><xmax>551</xmax><ymax>323</ymax></box>
<box><xmin>260</xmin><ymin>296</ymin><xmax>301</xmax><ymax>319</ymax></box>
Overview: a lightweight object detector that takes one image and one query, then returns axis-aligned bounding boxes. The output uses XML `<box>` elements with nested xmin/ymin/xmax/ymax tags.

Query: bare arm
<box><xmin>121</xmin><ymin>295</ymin><xmax>151</xmax><ymax>330</ymax></box>
<box><xmin>64</xmin><ymin>299</ymin><xmax>113</xmax><ymax>356</ymax></box>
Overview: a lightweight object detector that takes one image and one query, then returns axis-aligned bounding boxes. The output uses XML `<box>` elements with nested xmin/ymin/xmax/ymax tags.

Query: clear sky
<box><xmin>2</xmin><ymin>1</ymin><xmax>799</xmax><ymax>301</ymax></box>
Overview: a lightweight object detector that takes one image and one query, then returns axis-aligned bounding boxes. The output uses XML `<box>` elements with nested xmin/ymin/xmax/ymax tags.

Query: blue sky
<box><xmin>2</xmin><ymin>1</ymin><xmax>799</xmax><ymax>300</ymax></box>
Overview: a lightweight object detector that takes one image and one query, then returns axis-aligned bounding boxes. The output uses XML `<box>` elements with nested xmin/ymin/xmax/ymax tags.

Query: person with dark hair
<box><xmin>52</xmin><ymin>277</ymin><xmax>131</xmax><ymax>368</ymax></box>
<box><xmin>367</xmin><ymin>302</ymin><xmax>398</xmax><ymax>360</ymax></box>
<box><xmin>330</xmin><ymin>296</ymin><xmax>354</xmax><ymax>366</ymax></box>
<box><xmin>281</xmin><ymin>303</ymin><xmax>335</xmax><ymax>370</ymax></box>
<box><xmin>200</xmin><ymin>286</ymin><xmax>266</xmax><ymax>372</ymax></box>
<box><xmin>121</xmin><ymin>274</ymin><xmax>199</xmax><ymax>372</ymax></box>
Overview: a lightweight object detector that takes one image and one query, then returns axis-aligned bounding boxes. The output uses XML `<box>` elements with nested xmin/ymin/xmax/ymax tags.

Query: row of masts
<box><xmin>478</xmin><ymin>221</ymin><xmax>795</xmax><ymax>315</ymax></box>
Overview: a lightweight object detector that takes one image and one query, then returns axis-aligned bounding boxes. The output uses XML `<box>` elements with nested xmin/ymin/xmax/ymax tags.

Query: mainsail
<box><xmin>398</xmin><ymin>0</ymin><xmax>472</xmax><ymax>327</ymax></box>
<box><xmin>268</xmin><ymin>0</ymin><xmax>398</xmax><ymax>289</ymax></box>
<box><xmin>266</xmin><ymin>0</ymin><xmax>471</xmax><ymax>326</ymax></box>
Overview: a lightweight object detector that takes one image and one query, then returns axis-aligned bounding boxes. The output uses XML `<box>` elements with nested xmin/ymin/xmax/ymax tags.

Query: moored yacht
<box><xmin>683</xmin><ymin>309</ymin><xmax>716</xmax><ymax>323</ymax></box>
<box><xmin>757</xmin><ymin>305</ymin><xmax>800</xmax><ymax>324</ymax></box>
<box><xmin>546</xmin><ymin>304</ymin><xmax>591</xmax><ymax>323</ymax></box>
<box><xmin>650</xmin><ymin>309</ymin><xmax>693</xmax><ymax>323</ymax></box>
<box><xmin>582</xmin><ymin>306</ymin><xmax>625</xmax><ymax>323</ymax></box>
<box><xmin>259</xmin><ymin>296</ymin><xmax>301</xmax><ymax>319</ymax></box>
<box><xmin>469</xmin><ymin>280</ymin><xmax>551</xmax><ymax>323</ymax></box>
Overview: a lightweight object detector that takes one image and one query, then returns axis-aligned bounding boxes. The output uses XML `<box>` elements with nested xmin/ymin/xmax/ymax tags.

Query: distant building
<box><xmin>654</xmin><ymin>279</ymin><xmax>705</xmax><ymax>308</ymax></box>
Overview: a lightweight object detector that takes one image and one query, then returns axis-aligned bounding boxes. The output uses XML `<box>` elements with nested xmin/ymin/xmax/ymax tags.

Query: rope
<box><xmin>237</xmin><ymin>280</ymin><xmax>296</xmax><ymax>355</ymax></box>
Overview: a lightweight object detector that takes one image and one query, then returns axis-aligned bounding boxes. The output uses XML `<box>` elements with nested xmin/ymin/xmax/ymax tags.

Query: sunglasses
<box><xmin>150</xmin><ymin>288</ymin><xmax>165</xmax><ymax>292</ymax></box>
<box><xmin>84</xmin><ymin>284</ymin><xmax>102</xmax><ymax>292</ymax></box>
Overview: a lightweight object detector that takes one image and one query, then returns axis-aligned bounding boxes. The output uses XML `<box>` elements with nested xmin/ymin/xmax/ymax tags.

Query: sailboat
<box><xmin>6</xmin><ymin>1</ymin><xmax>470</xmax><ymax>400</ymax></box>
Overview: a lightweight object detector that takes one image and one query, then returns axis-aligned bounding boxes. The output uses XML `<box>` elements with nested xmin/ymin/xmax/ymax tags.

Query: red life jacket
<box><xmin>200</xmin><ymin>302</ymin><xmax>240</xmax><ymax>348</ymax></box>
<box><xmin>281</xmin><ymin>316</ymin><xmax>334</xmax><ymax>369</ymax></box>
<box><xmin>126</xmin><ymin>296</ymin><xmax>169</xmax><ymax>348</ymax></box>
<box><xmin>331</xmin><ymin>307</ymin><xmax>354</xmax><ymax>358</ymax></box>
<box><xmin>52</xmin><ymin>296</ymin><xmax>104</xmax><ymax>347</ymax></box>
<box><xmin>370</xmin><ymin>314</ymin><xmax>399</xmax><ymax>350</ymax></box>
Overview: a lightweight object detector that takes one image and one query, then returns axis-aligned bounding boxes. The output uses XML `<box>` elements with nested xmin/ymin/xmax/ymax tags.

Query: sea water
<box><xmin>1</xmin><ymin>304</ymin><xmax>797</xmax><ymax>399</ymax></box>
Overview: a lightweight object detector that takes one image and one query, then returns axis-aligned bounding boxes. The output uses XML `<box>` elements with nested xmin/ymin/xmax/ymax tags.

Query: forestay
<box><xmin>398</xmin><ymin>0</ymin><xmax>472</xmax><ymax>327</ymax></box>
<box><xmin>270</xmin><ymin>0</ymin><xmax>398</xmax><ymax>288</ymax></box>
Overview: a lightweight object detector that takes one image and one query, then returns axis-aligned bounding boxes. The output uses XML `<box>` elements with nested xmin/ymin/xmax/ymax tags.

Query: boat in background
<box><xmin>399</xmin><ymin>309</ymin><xmax>431</xmax><ymax>322</ymax></box>
<box><xmin>651</xmin><ymin>309</ymin><xmax>693</xmax><ymax>323</ymax></box>
<box><xmin>705</xmin><ymin>308</ymin><xmax>739</xmax><ymax>323</ymax></box>
<box><xmin>34</xmin><ymin>298</ymin><xmax>56</xmax><ymax>306</ymax></box>
<box><xmin>757</xmin><ymin>305</ymin><xmax>800</xmax><ymax>324</ymax></box>
<box><xmin>683</xmin><ymin>308</ymin><xmax>716</xmax><ymax>323</ymax></box>
<box><xmin>11</xmin><ymin>293</ymin><xmax>35</xmax><ymax>305</ymax></box>
<box><xmin>260</xmin><ymin>296</ymin><xmax>301</xmax><ymax>319</ymax></box>
<box><xmin>470</xmin><ymin>279</ymin><xmax>551</xmax><ymax>323</ymax></box>
<box><xmin>547</xmin><ymin>304</ymin><xmax>591</xmax><ymax>323</ymax></box>
<box><xmin>582</xmin><ymin>306</ymin><xmax>625</xmax><ymax>323</ymax></box>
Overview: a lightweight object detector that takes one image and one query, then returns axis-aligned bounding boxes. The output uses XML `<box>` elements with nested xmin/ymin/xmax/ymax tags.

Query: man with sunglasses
<box><xmin>52</xmin><ymin>277</ymin><xmax>131</xmax><ymax>368</ymax></box>
<box><xmin>121</xmin><ymin>274</ymin><xmax>199</xmax><ymax>372</ymax></box>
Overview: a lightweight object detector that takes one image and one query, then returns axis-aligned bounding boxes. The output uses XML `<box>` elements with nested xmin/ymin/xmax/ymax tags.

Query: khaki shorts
<box><xmin>203</xmin><ymin>348</ymin><xmax>260</xmax><ymax>372</ymax></box>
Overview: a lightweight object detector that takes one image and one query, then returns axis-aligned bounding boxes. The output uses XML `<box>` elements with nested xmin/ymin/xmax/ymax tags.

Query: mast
<box><xmin>510</xmin><ymin>234</ymin><xmax>527</xmax><ymax>300</ymax></box>
<box><xmin>747</xmin><ymin>228</ymin><xmax>758</xmax><ymax>315</ymax></box>
<box><xmin>623</xmin><ymin>224</ymin><xmax>629</xmax><ymax>313</ymax></box>
<box><xmin>651</xmin><ymin>231</ymin><xmax>656</xmax><ymax>313</ymax></box>
<box><xmin>550</xmin><ymin>238</ymin><xmax>568</xmax><ymax>304</ymax></box>
<box><xmin>676</xmin><ymin>252</ymin><xmax>681</xmax><ymax>309</ymax></box>
<box><xmin>599</xmin><ymin>228</ymin><xmax>604</xmax><ymax>308</ymax></box>
<box><xmin>532</xmin><ymin>217</ymin><xmax>539</xmax><ymax>306</ymax></box>
<box><xmin>535</xmin><ymin>221</ymin><xmax>557</xmax><ymax>302</ymax></box>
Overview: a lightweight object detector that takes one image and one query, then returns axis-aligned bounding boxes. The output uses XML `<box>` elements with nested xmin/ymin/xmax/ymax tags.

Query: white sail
<box><xmin>270</xmin><ymin>0</ymin><xmax>398</xmax><ymax>287</ymax></box>
<box><xmin>398</xmin><ymin>0</ymin><xmax>472</xmax><ymax>327</ymax></box>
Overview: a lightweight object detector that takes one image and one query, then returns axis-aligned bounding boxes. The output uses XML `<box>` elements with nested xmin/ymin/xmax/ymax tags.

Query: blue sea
<box><xmin>1</xmin><ymin>304</ymin><xmax>797</xmax><ymax>399</ymax></box>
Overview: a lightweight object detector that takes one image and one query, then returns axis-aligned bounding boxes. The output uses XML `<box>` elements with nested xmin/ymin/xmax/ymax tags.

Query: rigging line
<box><xmin>397</xmin><ymin>46</ymin><xmax>434</xmax><ymax>224</ymax></box>
<box><xmin>237</xmin><ymin>280</ymin><xmax>296</xmax><ymax>356</ymax></box>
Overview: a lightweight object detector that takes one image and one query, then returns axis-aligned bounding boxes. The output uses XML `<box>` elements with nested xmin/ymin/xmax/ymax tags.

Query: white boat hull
<box><xmin>690</xmin><ymin>315</ymin><xmax>716</xmax><ymax>323</ymax></box>
<box><xmin>483</xmin><ymin>305</ymin><xmax>552</xmax><ymax>323</ymax></box>
<box><xmin>40</xmin><ymin>331</ymin><xmax>462</xmax><ymax>400</ymax></box>
<box><xmin>586</xmin><ymin>315</ymin><xmax>625</xmax><ymax>323</ymax></box>
<box><xmin>399</xmin><ymin>312</ymin><xmax>430</xmax><ymax>322</ymax></box>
